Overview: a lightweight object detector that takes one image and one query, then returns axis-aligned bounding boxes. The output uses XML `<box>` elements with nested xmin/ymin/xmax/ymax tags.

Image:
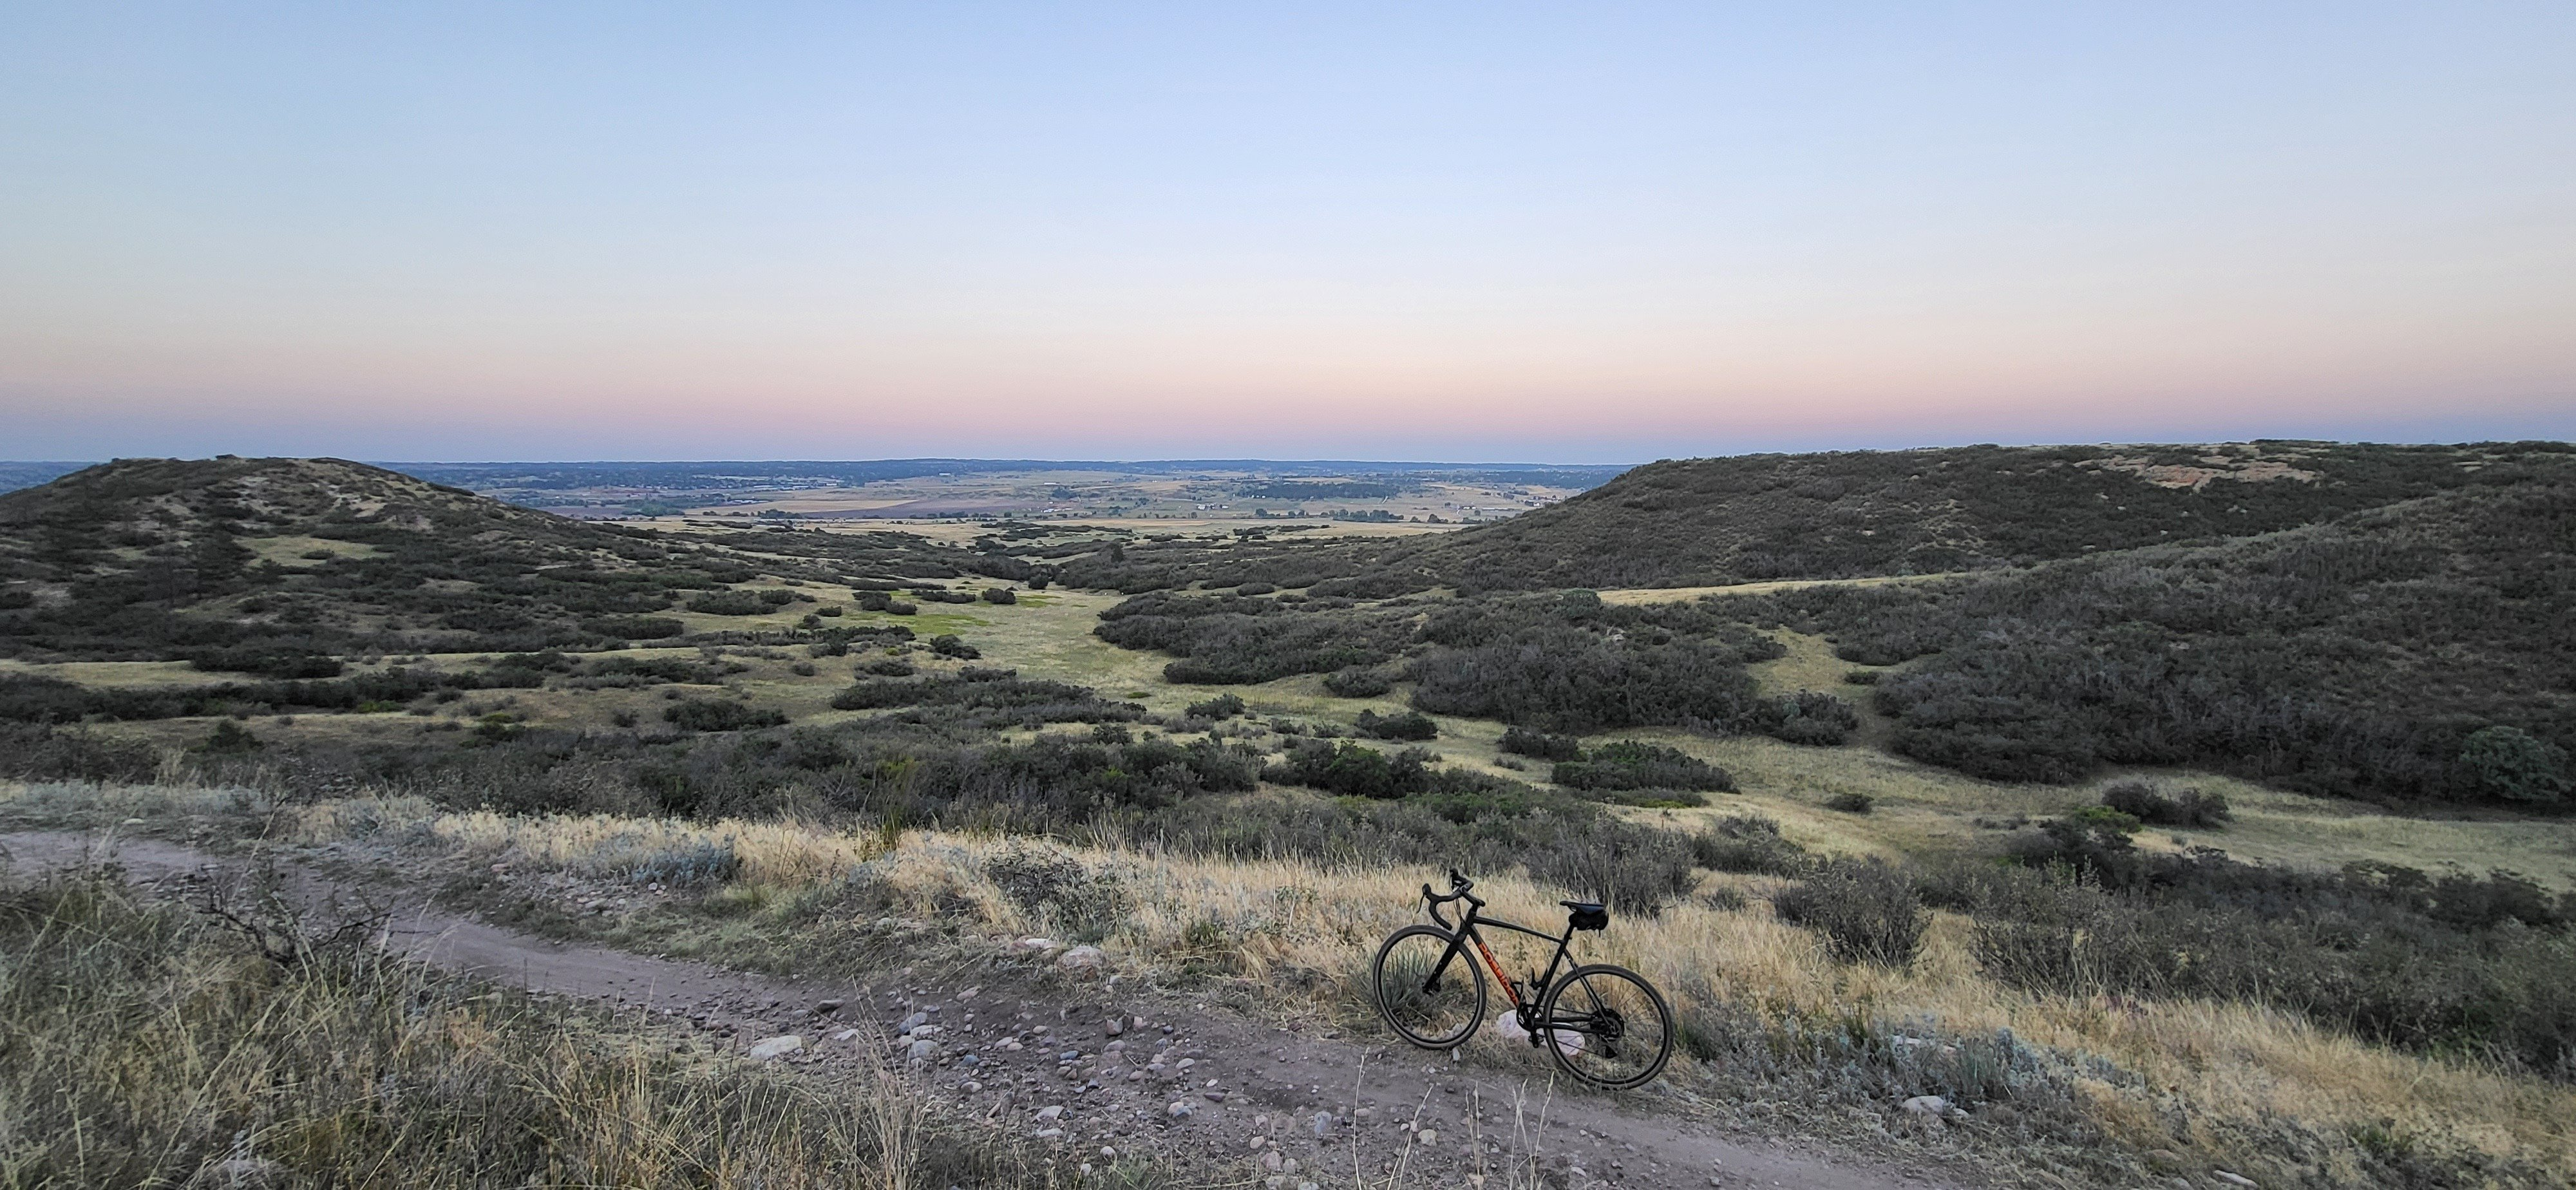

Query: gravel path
<box><xmin>1</xmin><ymin>830</ymin><xmax>1973</xmax><ymax>1190</ymax></box>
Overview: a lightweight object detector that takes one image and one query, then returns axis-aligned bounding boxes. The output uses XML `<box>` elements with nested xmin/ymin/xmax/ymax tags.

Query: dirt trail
<box><xmin>1</xmin><ymin>831</ymin><xmax>1969</xmax><ymax>1190</ymax></box>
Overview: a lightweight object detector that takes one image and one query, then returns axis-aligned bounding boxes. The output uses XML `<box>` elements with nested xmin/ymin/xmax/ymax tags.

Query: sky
<box><xmin>3</xmin><ymin>3</ymin><xmax>2572</xmax><ymax>464</ymax></box>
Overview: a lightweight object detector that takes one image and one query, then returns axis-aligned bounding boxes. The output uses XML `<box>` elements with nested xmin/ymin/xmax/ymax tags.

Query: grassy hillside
<box><xmin>0</xmin><ymin>457</ymin><xmax>1016</xmax><ymax>670</ymax></box>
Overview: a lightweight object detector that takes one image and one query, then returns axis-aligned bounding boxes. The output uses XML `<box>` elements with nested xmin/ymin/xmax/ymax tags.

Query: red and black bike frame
<box><xmin>1419</xmin><ymin>874</ymin><xmax>1578</xmax><ymax>1041</ymax></box>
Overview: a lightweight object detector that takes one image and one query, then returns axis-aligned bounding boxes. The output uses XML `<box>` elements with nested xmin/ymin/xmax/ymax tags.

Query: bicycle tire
<box><xmin>1537</xmin><ymin>963</ymin><xmax>1674</xmax><ymax>1088</ymax></box>
<box><xmin>1371</xmin><ymin>924</ymin><xmax>1488</xmax><ymax>1050</ymax></box>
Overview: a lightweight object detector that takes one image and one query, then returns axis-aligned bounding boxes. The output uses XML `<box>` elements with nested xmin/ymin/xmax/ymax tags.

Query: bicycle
<box><xmin>1370</xmin><ymin>869</ymin><xmax>1674</xmax><ymax>1088</ymax></box>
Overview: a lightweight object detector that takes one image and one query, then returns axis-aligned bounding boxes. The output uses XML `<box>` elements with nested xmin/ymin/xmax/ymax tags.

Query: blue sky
<box><xmin>3</xmin><ymin>3</ymin><xmax>2571</xmax><ymax>461</ymax></box>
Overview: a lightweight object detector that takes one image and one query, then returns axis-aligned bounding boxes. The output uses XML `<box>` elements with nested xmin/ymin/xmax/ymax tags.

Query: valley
<box><xmin>3</xmin><ymin>446</ymin><xmax>2573</xmax><ymax>1189</ymax></box>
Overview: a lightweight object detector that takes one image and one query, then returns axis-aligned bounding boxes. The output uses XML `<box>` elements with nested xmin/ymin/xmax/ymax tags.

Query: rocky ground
<box><xmin>1</xmin><ymin>831</ymin><xmax>1973</xmax><ymax>1190</ymax></box>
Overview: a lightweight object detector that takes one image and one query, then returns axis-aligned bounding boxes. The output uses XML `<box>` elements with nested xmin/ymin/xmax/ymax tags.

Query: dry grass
<box><xmin>0</xmin><ymin>865</ymin><xmax>1032</xmax><ymax>1189</ymax></box>
<box><xmin>268</xmin><ymin>795</ymin><xmax>2576</xmax><ymax>1185</ymax></box>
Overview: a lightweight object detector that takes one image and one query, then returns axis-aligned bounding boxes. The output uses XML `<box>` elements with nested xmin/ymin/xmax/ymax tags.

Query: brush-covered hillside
<box><xmin>1740</xmin><ymin>477</ymin><xmax>2576</xmax><ymax>802</ymax></box>
<box><xmin>1379</xmin><ymin>440</ymin><xmax>2576</xmax><ymax>592</ymax></box>
<box><xmin>0</xmin><ymin>457</ymin><xmax>999</xmax><ymax>672</ymax></box>
<box><xmin>1061</xmin><ymin>441</ymin><xmax>2575</xmax><ymax>595</ymax></box>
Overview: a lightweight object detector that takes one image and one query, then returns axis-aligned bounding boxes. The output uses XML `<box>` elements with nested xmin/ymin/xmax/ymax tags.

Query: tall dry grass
<box><xmin>300</xmin><ymin>797</ymin><xmax>2576</xmax><ymax>1185</ymax></box>
<box><xmin>0</xmin><ymin>863</ymin><xmax>1032</xmax><ymax>1188</ymax></box>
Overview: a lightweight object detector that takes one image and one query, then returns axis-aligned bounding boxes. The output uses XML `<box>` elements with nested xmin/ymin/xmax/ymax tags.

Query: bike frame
<box><xmin>1421</xmin><ymin>886</ymin><xmax>1579</xmax><ymax>1035</ymax></box>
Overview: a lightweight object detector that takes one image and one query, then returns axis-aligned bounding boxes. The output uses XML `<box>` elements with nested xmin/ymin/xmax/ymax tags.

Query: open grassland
<box><xmin>0</xmin><ymin>849</ymin><xmax>1065</xmax><ymax>1189</ymax></box>
<box><xmin>14</xmin><ymin>778</ymin><xmax>2570</xmax><ymax>1188</ymax></box>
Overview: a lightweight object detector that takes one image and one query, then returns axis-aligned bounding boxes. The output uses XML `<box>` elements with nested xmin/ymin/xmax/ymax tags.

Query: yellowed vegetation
<box><xmin>234</xmin><ymin>788</ymin><xmax>2576</xmax><ymax>1184</ymax></box>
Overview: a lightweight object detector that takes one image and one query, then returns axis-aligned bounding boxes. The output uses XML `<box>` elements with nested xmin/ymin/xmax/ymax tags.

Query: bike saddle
<box><xmin>1561</xmin><ymin>901</ymin><xmax>1609</xmax><ymax>930</ymax></box>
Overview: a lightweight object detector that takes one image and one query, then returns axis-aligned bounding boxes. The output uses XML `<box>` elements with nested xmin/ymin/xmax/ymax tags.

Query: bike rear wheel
<box><xmin>1372</xmin><ymin>925</ymin><xmax>1488</xmax><ymax>1050</ymax></box>
<box><xmin>1537</xmin><ymin>963</ymin><xmax>1674</xmax><ymax>1088</ymax></box>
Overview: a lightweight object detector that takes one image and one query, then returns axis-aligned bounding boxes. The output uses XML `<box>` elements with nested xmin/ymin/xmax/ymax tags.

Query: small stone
<box><xmin>815</xmin><ymin>999</ymin><xmax>844</xmax><ymax>1015</ymax></box>
<box><xmin>830</xmin><ymin>1028</ymin><xmax>859</xmax><ymax>1042</ymax></box>
<box><xmin>1899</xmin><ymin>1095</ymin><xmax>1949</xmax><ymax>1120</ymax></box>
<box><xmin>1059</xmin><ymin>945</ymin><xmax>1106</xmax><ymax>970</ymax></box>
<box><xmin>1104</xmin><ymin>1018</ymin><xmax>1124</xmax><ymax>1035</ymax></box>
<box><xmin>746</xmin><ymin>1035</ymin><xmax>804</xmax><ymax>1060</ymax></box>
<box><xmin>1309</xmin><ymin>1111</ymin><xmax>1334</xmax><ymax>1137</ymax></box>
<box><xmin>1205</xmin><ymin>1090</ymin><xmax>1227</xmax><ymax>1102</ymax></box>
<box><xmin>1417</xmin><ymin>1129</ymin><xmax>1439</xmax><ymax>1146</ymax></box>
<box><xmin>907</xmin><ymin>1039</ymin><xmax>939</xmax><ymax>1061</ymax></box>
<box><xmin>1261</xmin><ymin>1151</ymin><xmax>1285</xmax><ymax>1173</ymax></box>
<box><xmin>1035</xmin><ymin>1128</ymin><xmax>1063</xmax><ymax>1139</ymax></box>
<box><xmin>1168</xmin><ymin>1100</ymin><xmax>1197</xmax><ymax>1120</ymax></box>
<box><xmin>959</xmin><ymin>1053</ymin><xmax>981</xmax><ymax>1068</ymax></box>
<box><xmin>899</xmin><ymin>1011</ymin><xmax>930</xmax><ymax>1032</ymax></box>
<box><xmin>1100</xmin><ymin>1146</ymin><xmax>1116</xmax><ymax>1159</ymax></box>
<box><xmin>2213</xmin><ymin>1173</ymin><xmax>2257</xmax><ymax>1188</ymax></box>
<box><xmin>1036</xmin><ymin>1105</ymin><xmax>1065</xmax><ymax>1121</ymax></box>
<box><xmin>960</xmin><ymin>1080</ymin><xmax>982</xmax><ymax>1093</ymax></box>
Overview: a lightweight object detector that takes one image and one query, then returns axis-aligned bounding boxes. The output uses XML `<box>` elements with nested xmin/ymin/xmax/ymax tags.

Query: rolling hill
<box><xmin>0</xmin><ymin>457</ymin><xmax>991</xmax><ymax>669</ymax></box>
<box><xmin>1375</xmin><ymin>440</ymin><xmax>2576</xmax><ymax>592</ymax></box>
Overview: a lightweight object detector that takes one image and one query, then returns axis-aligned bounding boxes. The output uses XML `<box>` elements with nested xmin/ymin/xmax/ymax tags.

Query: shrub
<box><xmin>1266</xmin><ymin>740</ymin><xmax>1430</xmax><ymax>800</ymax></box>
<box><xmin>1842</xmin><ymin>668</ymin><xmax>1880</xmax><ymax>686</ymax></box>
<box><xmin>1521</xmin><ymin>817</ymin><xmax>1697</xmax><ymax>917</ymax></box>
<box><xmin>1550</xmin><ymin>741</ymin><xmax>1732</xmax><ymax>793</ymax></box>
<box><xmin>1235</xmin><ymin>582</ymin><xmax>1276</xmax><ymax>596</ymax></box>
<box><xmin>1411</xmin><ymin>627</ymin><xmax>1766</xmax><ymax>734</ymax></box>
<box><xmin>2099</xmin><ymin>779</ymin><xmax>2231</xmax><ymax>827</ymax></box>
<box><xmin>1499</xmin><ymin>726</ymin><xmax>1583</xmax><ymax>761</ymax></box>
<box><xmin>630</xmin><ymin>839</ymin><xmax>743</xmax><ymax>887</ymax></box>
<box><xmin>196</xmin><ymin>720</ymin><xmax>264</xmax><ymax>754</ymax></box>
<box><xmin>980</xmin><ymin>587</ymin><xmax>1017</xmax><ymax>605</ymax></box>
<box><xmin>1758</xmin><ymin>691</ymin><xmax>1860</xmax><ymax>746</ymax></box>
<box><xmin>583</xmin><ymin>616</ymin><xmax>685</xmax><ymax>640</ymax></box>
<box><xmin>663</xmin><ymin>700</ymin><xmax>790</xmax><ymax>732</ymax></box>
<box><xmin>1354</xmin><ymin>709</ymin><xmax>1438</xmax><ymax>741</ymax></box>
<box><xmin>929</xmin><ymin>635</ymin><xmax>980</xmax><ymax>659</ymax></box>
<box><xmin>855</xmin><ymin>592</ymin><xmax>892</xmax><ymax>612</ymax></box>
<box><xmin>862</xmin><ymin>658</ymin><xmax>916</xmax><ymax>677</ymax></box>
<box><xmin>1322</xmin><ymin>666</ymin><xmax>1395</xmax><ymax>697</ymax></box>
<box><xmin>686</xmin><ymin>590</ymin><xmax>773</xmax><ymax>616</ymax></box>
<box><xmin>185</xmin><ymin>646</ymin><xmax>345</xmax><ymax>679</ymax></box>
<box><xmin>1688</xmin><ymin>814</ymin><xmax>1809</xmax><ymax>876</ymax></box>
<box><xmin>1823</xmin><ymin>791</ymin><xmax>1873</xmax><ymax>813</ymax></box>
<box><xmin>757</xmin><ymin>589</ymin><xmax>797</xmax><ymax>606</ymax></box>
<box><xmin>1186</xmin><ymin>693</ymin><xmax>1246</xmax><ymax>721</ymax></box>
<box><xmin>1771</xmin><ymin>858</ymin><xmax>1927</xmax><ymax>967</ymax></box>
<box><xmin>2459</xmin><ymin>726</ymin><xmax>2571</xmax><ymax>804</ymax></box>
<box><xmin>886</xmin><ymin>600</ymin><xmax>918</xmax><ymax>616</ymax></box>
<box><xmin>983</xmin><ymin>847</ymin><xmax>1127</xmax><ymax>941</ymax></box>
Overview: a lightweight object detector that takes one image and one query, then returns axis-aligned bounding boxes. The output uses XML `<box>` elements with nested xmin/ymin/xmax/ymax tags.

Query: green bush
<box><xmin>582</xmin><ymin>616</ymin><xmax>685</xmax><ymax>640</ymax></box>
<box><xmin>1687</xmin><ymin>814</ymin><xmax>1809</xmax><ymax>876</ymax></box>
<box><xmin>1771</xmin><ymin>858</ymin><xmax>1926</xmax><ymax>967</ymax></box>
<box><xmin>1823</xmin><ymin>791</ymin><xmax>1873</xmax><ymax>813</ymax></box>
<box><xmin>1550</xmin><ymin>741</ymin><xmax>1732</xmax><ymax>792</ymax></box>
<box><xmin>929</xmin><ymin>635</ymin><xmax>980</xmax><ymax>659</ymax></box>
<box><xmin>1185</xmin><ymin>693</ymin><xmax>1246</xmax><ymax>721</ymax></box>
<box><xmin>1499</xmin><ymin>725</ymin><xmax>1582</xmax><ymax>761</ymax></box>
<box><xmin>2460</xmin><ymin>726</ymin><xmax>2571</xmax><ymax>804</ymax></box>
<box><xmin>686</xmin><ymin>590</ymin><xmax>773</xmax><ymax>616</ymax></box>
<box><xmin>1353</xmin><ymin>708</ymin><xmax>1438</xmax><ymax>741</ymax></box>
<box><xmin>2100</xmin><ymin>779</ymin><xmax>2231</xmax><ymax>826</ymax></box>
<box><xmin>1321</xmin><ymin>666</ymin><xmax>1395</xmax><ymax>697</ymax></box>
<box><xmin>980</xmin><ymin>587</ymin><xmax>1017</xmax><ymax>605</ymax></box>
<box><xmin>663</xmin><ymin>700</ymin><xmax>790</xmax><ymax>732</ymax></box>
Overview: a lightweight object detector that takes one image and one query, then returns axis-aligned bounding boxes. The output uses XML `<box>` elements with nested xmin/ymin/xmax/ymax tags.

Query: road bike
<box><xmin>1370</xmin><ymin>869</ymin><xmax>1674</xmax><ymax>1088</ymax></box>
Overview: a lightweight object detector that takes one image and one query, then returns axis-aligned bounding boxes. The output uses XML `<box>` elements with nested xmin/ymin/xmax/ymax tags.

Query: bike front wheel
<box><xmin>1372</xmin><ymin>924</ymin><xmax>1488</xmax><ymax>1050</ymax></box>
<box><xmin>1537</xmin><ymin>963</ymin><xmax>1674</xmax><ymax>1088</ymax></box>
